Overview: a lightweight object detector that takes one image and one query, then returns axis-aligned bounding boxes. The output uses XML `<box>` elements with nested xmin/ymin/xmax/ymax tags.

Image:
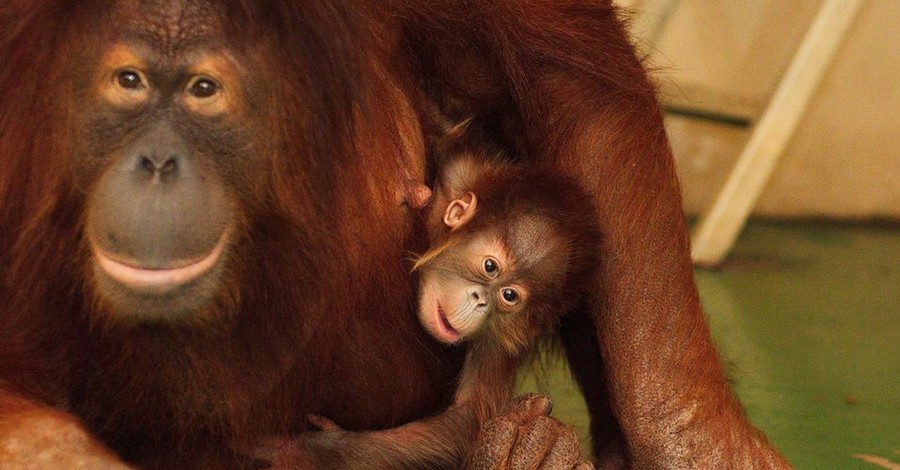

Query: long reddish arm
<box><xmin>484</xmin><ymin>4</ymin><xmax>788</xmax><ymax>467</ymax></box>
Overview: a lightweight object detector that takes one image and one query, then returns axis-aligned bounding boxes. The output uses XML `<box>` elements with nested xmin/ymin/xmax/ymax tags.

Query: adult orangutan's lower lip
<box><xmin>92</xmin><ymin>230</ymin><xmax>229</xmax><ymax>294</ymax></box>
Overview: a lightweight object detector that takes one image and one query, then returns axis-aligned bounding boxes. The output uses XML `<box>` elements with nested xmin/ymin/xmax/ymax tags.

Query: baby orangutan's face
<box><xmin>416</xmin><ymin>232</ymin><xmax>528</xmax><ymax>344</ymax></box>
<box><xmin>415</xmin><ymin>192</ymin><xmax>531</xmax><ymax>344</ymax></box>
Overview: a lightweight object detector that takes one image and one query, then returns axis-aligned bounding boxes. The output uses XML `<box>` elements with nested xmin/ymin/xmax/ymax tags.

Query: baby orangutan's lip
<box><xmin>434</xmin><ymin>303</ymin><xmax>461</xmax><ymax>344</ymax></box>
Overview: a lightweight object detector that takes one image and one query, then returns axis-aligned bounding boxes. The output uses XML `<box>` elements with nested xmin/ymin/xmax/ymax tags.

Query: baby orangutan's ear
<box><xmin>443</xmin><ymin>192</ymin><xmax>478</xmax><ymax>229</ymax></box>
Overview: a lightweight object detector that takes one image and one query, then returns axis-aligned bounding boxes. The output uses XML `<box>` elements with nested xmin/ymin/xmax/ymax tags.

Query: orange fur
<box><xmin>0</xmin><ymin>1</ymin><xmax>788</xmax><ymax>468</ymax></box>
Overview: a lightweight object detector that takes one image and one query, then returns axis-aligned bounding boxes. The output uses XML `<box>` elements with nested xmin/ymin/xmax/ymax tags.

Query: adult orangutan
<box><xmin>0</xmin><ymin>0</ymin><xmax>789</xmax><ymax>469</ymax></box>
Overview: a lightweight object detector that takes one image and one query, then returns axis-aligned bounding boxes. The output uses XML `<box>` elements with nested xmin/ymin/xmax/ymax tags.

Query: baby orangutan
<box><xmin>411</xmin><ymin>137</ymin><xmax>602</xmax><ymax>425</ymax></box>
<box><xmin>251</xmin><ymin>130</ymin><xmax>601</xmax><ymax>469</ymax></box>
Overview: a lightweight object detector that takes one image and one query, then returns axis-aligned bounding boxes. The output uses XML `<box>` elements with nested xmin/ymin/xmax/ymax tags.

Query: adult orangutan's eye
<box><xmin>187</xmin><ymin>77</ymin><xmax>220</xmax><ymax>98</ymax></box>
<box><xmin>116</xmin><ymin>69</ymin><xmax>146</xmax><ymax>90</ymax></box>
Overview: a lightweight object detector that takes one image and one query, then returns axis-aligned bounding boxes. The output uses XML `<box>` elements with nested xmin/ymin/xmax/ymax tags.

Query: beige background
<box><xmin>621</xmin><ymin>0</ymin><xmax>899</xmax><ymax>219</ymax></box>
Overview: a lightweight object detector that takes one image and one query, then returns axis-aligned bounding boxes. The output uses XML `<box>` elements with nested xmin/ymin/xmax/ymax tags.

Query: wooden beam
<box><xmin>691</xmin><ymin>0</ymin><xmax>865</xmax><ymax>267</ymax></box>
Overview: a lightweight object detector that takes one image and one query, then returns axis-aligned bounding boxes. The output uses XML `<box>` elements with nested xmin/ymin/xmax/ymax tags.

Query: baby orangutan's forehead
<box><xmin>508</xmin><ymin>215</ymin><xmax>562</xmax><ymax>259</ymax></box>
<box><xmin>507</xmin><ymin>214</ymin><xmax>569</xmax><ymax>279</ymax></box>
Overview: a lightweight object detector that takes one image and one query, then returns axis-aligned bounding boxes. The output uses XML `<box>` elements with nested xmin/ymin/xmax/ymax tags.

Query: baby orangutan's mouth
<box><xmin>435</xmin><ymin>303</ymin><xmax>461</xmax><ymax>343</ymax></box>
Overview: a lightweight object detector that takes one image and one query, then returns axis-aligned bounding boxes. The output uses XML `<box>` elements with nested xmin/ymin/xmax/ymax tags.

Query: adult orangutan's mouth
<box><xmin>92</xmin><ymin>230</ymin><xmax>229</xmax><ymax>295</ymax></box>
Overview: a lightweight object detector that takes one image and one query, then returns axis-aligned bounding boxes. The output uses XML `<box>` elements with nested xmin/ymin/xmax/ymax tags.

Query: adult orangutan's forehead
<box><xmin>112</xmin><ymin>0</ymin><xmax>224</xmax><ymax>55</ymax></box>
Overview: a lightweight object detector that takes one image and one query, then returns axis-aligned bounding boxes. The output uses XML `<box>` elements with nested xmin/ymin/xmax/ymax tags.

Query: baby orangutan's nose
<box><xmin>468</xmin><ymin>286</ymin><xmax>487</xmax><ymax>308</ymax></box>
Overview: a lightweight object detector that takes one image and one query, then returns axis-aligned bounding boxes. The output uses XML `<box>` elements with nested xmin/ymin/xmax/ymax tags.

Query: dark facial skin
<box><xmin>74</xmin><ymin>2</ymin><xmax>266</xmax><ymax>320</ymax></box>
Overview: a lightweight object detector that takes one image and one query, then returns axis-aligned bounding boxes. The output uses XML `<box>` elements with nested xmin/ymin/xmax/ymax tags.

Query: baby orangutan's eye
<box><xmin>500</xmin><ymin>287</ymin><xmax>520</xmax><ymax>306</ymax></box>
<box><xmin>483</xmin><ymin>257</ymin><xmax>499</xmax><ymax>276</ymax></box>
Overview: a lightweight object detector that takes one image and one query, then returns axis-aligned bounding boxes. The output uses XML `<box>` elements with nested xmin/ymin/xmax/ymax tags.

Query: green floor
<box><xmin>518</xmin><ymin>221</ymin><xmax>900</xmax><ymax>469</ymax></box>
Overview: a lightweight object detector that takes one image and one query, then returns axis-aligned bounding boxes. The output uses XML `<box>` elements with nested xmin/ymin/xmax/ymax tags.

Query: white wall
<box><xmin>623</xmin><ymin>0</ymin><xmax>900</xmax><ymax>219</ymax></box>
